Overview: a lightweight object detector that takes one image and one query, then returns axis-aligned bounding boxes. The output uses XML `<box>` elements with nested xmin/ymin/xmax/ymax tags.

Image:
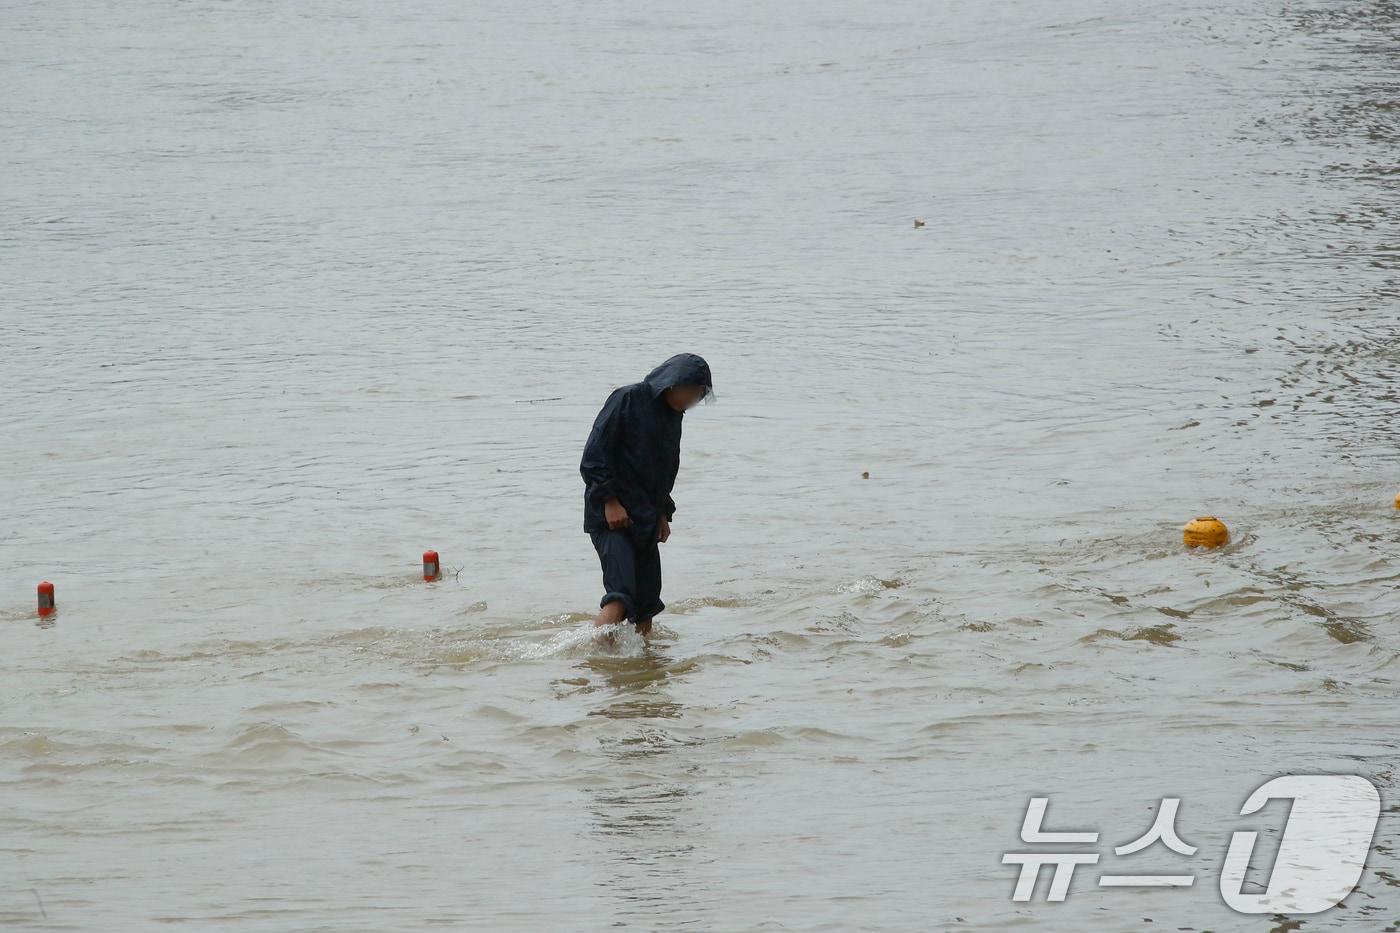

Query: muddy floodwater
<box><xmin>2</xmin><ymin>0</ymin><xmax>1398</xmax><ymax>929</ymax></box>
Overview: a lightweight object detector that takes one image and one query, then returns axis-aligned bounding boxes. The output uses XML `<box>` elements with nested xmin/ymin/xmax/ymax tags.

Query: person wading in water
<box><xmin>579</xmin><ymin>353</ymin><xmax>714</xmax><ymax>636</ymax></box>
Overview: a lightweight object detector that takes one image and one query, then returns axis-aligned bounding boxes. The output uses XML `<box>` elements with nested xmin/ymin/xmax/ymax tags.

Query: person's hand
<box><xmin>658</xmin><ymin>516</ymin><xmax>671</xmax><ymax>543</ymax></box>
<box><xmin>605</xmin><ymin>498</ymin><xmax>631</xmax><ymax>530</ymax></box>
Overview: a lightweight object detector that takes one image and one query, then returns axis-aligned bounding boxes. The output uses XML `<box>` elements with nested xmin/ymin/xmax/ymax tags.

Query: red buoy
<box><xmin>37</xmin><ymin>581</ymin><xmax>55</xmax><ymax>617</ymax></box>
<box><xmin>423</xmin><ymin>550</ymin><xmax>440</xmax><ymax>581</ymax></box>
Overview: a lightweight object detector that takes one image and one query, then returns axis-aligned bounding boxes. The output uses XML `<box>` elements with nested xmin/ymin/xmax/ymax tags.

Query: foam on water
<box><xmin>515</xmin><ymin>621</ymin><xmax>650</xmax><ymax>661</ymax></box>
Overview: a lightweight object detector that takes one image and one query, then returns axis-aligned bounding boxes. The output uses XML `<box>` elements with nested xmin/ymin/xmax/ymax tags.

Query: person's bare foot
<box><xmin>593</xmin><ymin>601</ymin><xmax>626</xmax><ymax>628</ymax></box>
<box><xmin>592</xmin><ymin>600</ymin><xmax>627</xmax><ymax>647</ymax></box>
<box><xmin>634</xmin><ymin>618</ymin><xmax>652</xmax><ymax>636</ymax></box>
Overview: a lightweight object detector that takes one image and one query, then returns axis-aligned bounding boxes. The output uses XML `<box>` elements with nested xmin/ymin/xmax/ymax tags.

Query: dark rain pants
<box><xmin>590</xmin><ymin>528</ymin><xmax>664</xmax><ymax>624</ymax></box>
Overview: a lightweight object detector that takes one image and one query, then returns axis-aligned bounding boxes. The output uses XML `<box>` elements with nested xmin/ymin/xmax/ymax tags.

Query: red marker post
<box><xmin>422</xmin><ymin>550</ymin><xmax>440</xmax><ymax>582</ymax></box>
<box><xmin>37</xmin><ymin>581</ymin><xmax>55</xmax><ymax>618</ymax></box>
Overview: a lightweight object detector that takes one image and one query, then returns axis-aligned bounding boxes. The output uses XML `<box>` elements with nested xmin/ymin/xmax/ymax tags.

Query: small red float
<box><xmin>423</xmin><ymin>550</ymin><xmax>440</xmax><ymax>581</ymax></box>
<box><xmin>37</xmin><ymin>581</ymin><xmax>55</xmax><ymax>617</ymax></box>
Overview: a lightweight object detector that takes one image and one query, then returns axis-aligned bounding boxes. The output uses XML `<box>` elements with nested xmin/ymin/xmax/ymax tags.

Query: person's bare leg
<box><xmin>594</xmin><ymin>600</ymin><xmax>626</xmax><ymax>628</ymax></box>
<box><xmin>634</xmin><ymin>618</ymin><xmax>652</xmax><ymax>636</ymax></box>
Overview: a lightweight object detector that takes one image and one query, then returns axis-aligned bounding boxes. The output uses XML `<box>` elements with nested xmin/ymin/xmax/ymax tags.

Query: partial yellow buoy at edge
<box><xmin>1394</xmin><ymin>490</ymin><xmax>1399</xmax><ymax>510</ymax></box>
<box><xmin>1183</xmin><ymin>515</ymin><xmax>1229</xmax><ymax>549</ymax></box>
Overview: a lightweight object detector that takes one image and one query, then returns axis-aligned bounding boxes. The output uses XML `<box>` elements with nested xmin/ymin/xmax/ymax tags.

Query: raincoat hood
<box><xmin>643</xmin><ymin>353</ymin><xmax>713</xmax><ymax>399</ymax></box>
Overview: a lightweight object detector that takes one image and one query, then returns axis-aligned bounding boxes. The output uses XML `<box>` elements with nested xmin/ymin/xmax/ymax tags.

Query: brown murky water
<box><xmin>2</xmin><ymin>0</ymin><xmax>1397</xmax><ymax>929</ymax></box>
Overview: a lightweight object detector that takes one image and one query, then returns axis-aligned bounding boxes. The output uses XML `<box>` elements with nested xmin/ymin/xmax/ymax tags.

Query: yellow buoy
<box><xmin>1183</xmin><ymin>515</ymin><xmax>1229</xmax><ymax>549</ymax></box>
<box><xmin>1394</xmin><ymin>490</ymin><xmax>1399</xmax><ymax>510</ymax></box>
